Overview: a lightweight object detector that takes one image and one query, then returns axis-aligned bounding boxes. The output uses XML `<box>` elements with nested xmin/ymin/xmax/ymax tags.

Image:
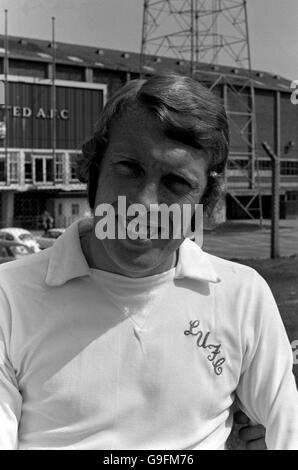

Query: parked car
<box><xmin>0</xmin><ymin>228</ymin><xmax>41</xmax><ymax>253</ymax></box>
<box><xmin>36</xmin><ymin>228</ymin><xmax>65</xmax><ymax>249</ymax></box>
<box><xmin>0</xmin><ymin>240</ymin><xmax>32</xmax><ymax>264</ymax></box>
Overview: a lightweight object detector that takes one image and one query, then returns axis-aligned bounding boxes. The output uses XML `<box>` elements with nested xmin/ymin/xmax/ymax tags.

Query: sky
<box><xmin>0</xmin><ymin>0</ymin><xmax>297</xmax><ymax>81</ymax></box>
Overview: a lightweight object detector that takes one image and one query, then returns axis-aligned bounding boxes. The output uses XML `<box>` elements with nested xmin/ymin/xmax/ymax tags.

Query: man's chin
<box><xmin>104</xmin><ymin>238</ymin><xmax>172</xmax><ymax>277</ymax></box>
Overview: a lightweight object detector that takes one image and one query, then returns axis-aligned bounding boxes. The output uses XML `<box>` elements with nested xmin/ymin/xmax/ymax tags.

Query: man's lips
<box><xmin>116</xmin><ymin>214</ymin><xmax>164</xmax><ymax>239</ymax></box>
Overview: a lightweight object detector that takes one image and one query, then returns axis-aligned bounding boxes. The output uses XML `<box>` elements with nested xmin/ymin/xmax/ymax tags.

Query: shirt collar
<box><xmin>45</xmin><ymin>217</ymin><xmax>221</xmax><ymax>286</ymax></box>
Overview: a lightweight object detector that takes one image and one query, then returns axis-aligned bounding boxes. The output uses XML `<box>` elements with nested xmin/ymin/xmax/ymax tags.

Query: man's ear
<box><xmin>198</xmin><ymin>174</ymin><xmax>224</xmax><ymax>219</ymax></box>
<box><xmin>198</xmin><ymin>177</ymin><xmax>215</xmax><ymax>218</ymax></box>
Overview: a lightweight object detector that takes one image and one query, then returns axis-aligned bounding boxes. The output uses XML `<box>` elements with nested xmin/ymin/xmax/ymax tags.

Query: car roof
<box><xmin>0</xmin><ymin>227</ymin><xmax>31</xmax><ymax>235</ymax></box>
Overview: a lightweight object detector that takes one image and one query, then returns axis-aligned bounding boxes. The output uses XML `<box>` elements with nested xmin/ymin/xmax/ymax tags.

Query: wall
<box><xmin>4</xmin><ymin>82</ymin><xmax>104</xmax><ymax>150</ymax></box>
<box><xmin>51</xmin><ymin>196</ymin><xmax>91</xmax><ymax>228</ymax></box>
<box><xmin>280</xmin><ymin>92</ymin><xmax>298</xmax><ymax>160</ymax></box>
<box><xmin>255</xmin><ymin>88</ymin><xmax>276</xmax><ymax>158</ymax></box>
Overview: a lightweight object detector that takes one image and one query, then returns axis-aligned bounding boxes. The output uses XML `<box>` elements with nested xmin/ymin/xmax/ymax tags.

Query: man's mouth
<box><xmin>117</xmin><ymin>214</ymin><xmax>164</xmax><ymax>240</ymax></box>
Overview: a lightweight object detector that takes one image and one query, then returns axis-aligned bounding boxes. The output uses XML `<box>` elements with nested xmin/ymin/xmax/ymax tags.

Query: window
<box><xmin>71</xmin><ymin>204</ymin><xmax>80</xmax><ymax>216</ymax></box>
<box><xmin>9</xmin><ymin>153</ymin><xmax>18</xmax><ymax>182</ymax></box>
<box><xmin>9</xmin><ymin>245</ymin><xmax>30</xmax><ymax>257</ymax></box>
<box><xmin>46</xmin><ymin>159</ymin><xmax>53</xmax><ymax>182</ymax></box>
<box><xmin>0</xmin><ymin>155</ymin><xmax>6</xmax><ymax>181</ymax></box>
<box><xmin>56</xmin><ymin>64</ymin><xmax>84</xmax><ymax>81</ymax></box>
<box><xmin>58</xmin><ymin>203</ymin><xmax>63</xmax><ymax>216</ymax></box>
<box><xmin>1</xmin><ymin>232</ymin><xmax>14</xmax><ymax>241</ymax></box>
<box><xmin>257</xmin><ymin>160</ymin><xmax>271</xmax><ymax>171</ymax></box>
<box><xmin>35</xmin><ymin>158</ymin><xmax>44</xmax><ymax>182</ymax></box>
<box><xmin>69</xmin><ymin>154</ymin><xmax>79</xmax><ymax>181</ymax></box>
<box><xmin>281</xmin><ymin>161</ymin><xmax>298</xmax><ymax>176</ymax></box>
<box><xmin>287</xmin><ymin>192</ymin><xmax>298</xmax><ymax>201</ymax></box>
<box><xmin>19</xmin><ymin>233</ymin><xmax>34</xmax><ymax>242</ymax></box>
<box><xmin>34</xmin><ymin>156</ymin><xmax>53</xmax><ymax>184</ymax></box>
<box><xmin>9</xmin><ymin>59</ymin><xmax>47</xmax><ymax>78</ymax></box>
<box><xmin>227</xmin><ymin>158</ymin><xmax>250</xmax><ymax>170</ymax></box>
<box><xmin>55</xmin><ymin>154</ymin><xmax>63</xmax><ymax>181</ymax></box>
<box><xmin>255</xmin><ymin>160</ymin><xmax>298</xmax><ymax>175</ymax></box>
<box><xmin>0</xmin><ymin>247</ymin><xmax>8</xmax><ymax>257</ymax></box>
<box><xmin>48</xmin><ymin>230</ymin><xmax>64</xmax><ymax>239</ymax></box>
<box><xmin>25</xmin><ymin>153</ymin><xmax>32</xmax><ymax>181</ymax></box>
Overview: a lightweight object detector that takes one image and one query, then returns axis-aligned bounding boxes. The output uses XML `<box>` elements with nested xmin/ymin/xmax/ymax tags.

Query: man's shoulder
<box><xmin>203</xmin><ymin>250</ymin><xmax>259</xmax><ymax>284</ymax></box>
<box><xmin>203</xmin><ymin>249</ymin><xmax>276</xmax><ymax>308</ymax></box>
<box><xmin>202</xmin><ymin>251</ymin><xmax>275</xmax><ymax>321</ymax></box>
<box><xmin>0</xmin><ymin>249</ymin><xmax>51</xmax><ymax>288</ymax></box>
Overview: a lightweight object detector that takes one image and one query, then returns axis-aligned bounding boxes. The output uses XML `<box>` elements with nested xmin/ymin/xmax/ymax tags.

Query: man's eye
<box><xmin>164</xmin><ymin>175</ymin><xmax>192</xmax><ymax>192</ymax></box>
<box><xmin>115</xmin><ymin>161</ymin><xmax>142</xmax><ymax>176</ymax></box>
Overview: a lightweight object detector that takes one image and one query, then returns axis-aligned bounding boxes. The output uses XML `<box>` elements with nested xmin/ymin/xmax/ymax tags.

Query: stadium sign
<box><xmin>0</xmin><ymin>105</ymin><xmax>69</xmax><ymax>120</ymax></box>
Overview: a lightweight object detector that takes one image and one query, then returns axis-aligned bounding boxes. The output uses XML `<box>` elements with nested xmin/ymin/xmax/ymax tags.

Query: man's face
<box><xmin>92</xmin><ymin>104</ymin><xmax>209</xmax><ymax>277</ymax></box>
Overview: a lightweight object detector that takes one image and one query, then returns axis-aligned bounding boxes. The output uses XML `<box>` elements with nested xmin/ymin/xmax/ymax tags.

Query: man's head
<box><xmin>78</xmin><ymin>73</ymin><xmax>229</xmax><ymax>276</ymax></box>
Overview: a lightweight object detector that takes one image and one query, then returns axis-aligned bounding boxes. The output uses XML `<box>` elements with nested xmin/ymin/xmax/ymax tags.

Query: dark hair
<box><xmin>77</xmin><ymin>72</ymin><xmax>230</xmax><ymax>214</ymax></box>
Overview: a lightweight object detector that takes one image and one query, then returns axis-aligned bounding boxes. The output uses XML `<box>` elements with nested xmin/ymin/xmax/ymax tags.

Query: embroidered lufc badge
<box><xmin>184</xmin><ymin>320</ymin><xmax>226</xmax><ymax>375</ymax></box>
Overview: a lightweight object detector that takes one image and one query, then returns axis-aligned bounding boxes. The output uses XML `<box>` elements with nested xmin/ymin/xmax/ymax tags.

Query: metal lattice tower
<box><xmin>140</xmin><ymin>0</ymin><xmax>263</xmax><ymax>222</ymax></box>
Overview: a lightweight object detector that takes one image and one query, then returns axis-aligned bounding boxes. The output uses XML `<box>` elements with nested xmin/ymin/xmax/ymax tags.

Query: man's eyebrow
<box><xmin>109</xmin><ymin>152</ymin><xmax>137</xmax><ymax>160</ymax></box>
<box><xmin>169</xmin><ymin>170</ymin><xmax>200</xmax><ymax>186</ymax></box>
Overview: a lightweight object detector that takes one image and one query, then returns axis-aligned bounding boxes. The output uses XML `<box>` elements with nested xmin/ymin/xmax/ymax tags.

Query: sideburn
<box><xmin>88</xmin><ymin>162</ymin><xmax>100</xmax><ymax>210</ymax></box>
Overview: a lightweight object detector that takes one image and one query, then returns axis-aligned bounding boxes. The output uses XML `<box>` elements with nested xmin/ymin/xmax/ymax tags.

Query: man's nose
<box><xmin>132</xmin><ymin>181</ymin><xmax>160</xmax><ymax>209</ymax></box>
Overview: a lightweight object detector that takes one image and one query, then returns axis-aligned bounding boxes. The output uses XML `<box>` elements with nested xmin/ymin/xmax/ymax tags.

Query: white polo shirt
<box><xmin>0</xmin><ymin>217</ymin><xmax>297</xmax><ymax>450</ymax></box>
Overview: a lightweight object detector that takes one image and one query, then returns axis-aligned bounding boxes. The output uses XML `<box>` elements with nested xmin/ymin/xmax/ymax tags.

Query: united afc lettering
<box><xmin>0</xmin><ymin>105</ymin><xmax>69</xmax><ymax>120</ymax></box>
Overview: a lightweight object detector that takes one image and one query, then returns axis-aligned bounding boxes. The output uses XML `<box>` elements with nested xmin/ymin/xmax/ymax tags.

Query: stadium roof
<box><xmin>0</xmin><ymin>34</ymin><xmax>292</xmax><ymax>92</ymax></box>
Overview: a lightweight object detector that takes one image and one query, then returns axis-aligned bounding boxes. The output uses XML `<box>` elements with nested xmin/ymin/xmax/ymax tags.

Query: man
<box><xmin>41</xmin><ymin>210</ymin><xmax>54</xmax><ymax>234</ymax></box>
<box><xmin>0</xmin><ymin>73</ymin><xmax>297</xmax><ymax>449</ymax></box>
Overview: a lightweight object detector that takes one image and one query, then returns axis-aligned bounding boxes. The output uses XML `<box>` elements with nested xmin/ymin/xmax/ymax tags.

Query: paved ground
<box><xmin>203</xmin><ymin>219</ymin><xmax>298</xmax><ymax>259</ymax></box>
<box><xmin>202</xmin><ymin>219</ymin><xmax>298</xmax><ymax>385</ymax></box>
<box><xmin>207</xmin><ymin>222</ymin><xmax>298</xmax><ymax>449</ymax></box>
